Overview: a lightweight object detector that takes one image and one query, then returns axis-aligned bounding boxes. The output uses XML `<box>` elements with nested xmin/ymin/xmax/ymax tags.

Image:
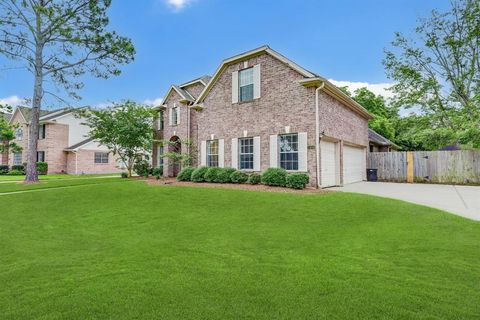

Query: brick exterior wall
<box><xmin>160</xmin><ymin>51</ymin><xmax>369</xmax><ymax>186</ymax></box>
<box><xmin>66</xmin><ymin>149</ymin><xmax>123</xmax><ymax>174</ymax></box>
<box><xmin>37</xmin><ymin>123</ymin><xmax>69</xmax><ymax>173</ymax></box>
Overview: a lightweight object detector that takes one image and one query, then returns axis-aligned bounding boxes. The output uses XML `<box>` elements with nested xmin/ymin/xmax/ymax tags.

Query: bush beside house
<box><xmin>176</xmin><ymin>166</ymin><xmax>309</xmax><ymax>190</ymax></box>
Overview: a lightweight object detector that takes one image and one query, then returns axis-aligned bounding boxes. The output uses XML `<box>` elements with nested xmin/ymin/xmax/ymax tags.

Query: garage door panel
<box><xmin>343</xmin><ymin>145</ymin><xmax>366</xmax><ymax>185</ymax></box>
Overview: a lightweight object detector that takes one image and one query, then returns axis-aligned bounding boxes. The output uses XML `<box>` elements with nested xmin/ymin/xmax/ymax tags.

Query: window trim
<box><xmin>15</xmin><ymin>128</ymin><xmax>23</xmax><ymax>141</ymax></box>
<box><xmin>278</xmin><ymin>133</ymin><xmax>299</xmax><ymax>171</ymax></box>
<box><xmin>206</xmin><ymin>139</ymin><xmax>219</xmax><ymax>167</ymax></box>
<box><xmin>13</xmin><ymin>152</ymin><xmax>22</xmax><ymax>165</ymax></box>
<box><xmin>94</xmin><ymin>152</ymin><xmax>109</xmax><ymax>164</ymax></box>
<box><xmin>37</xmin><ymin>151</ymin><xmax>45</xmax><ymax>162</ymax></box>
<box><xmin>238</xmin><ymin>137</ymin><xmax>254</xmax><ymax>171</ymax></box>
<box><xmin>157</xmin><ymin>111</ymin><xmax>164</xmax><ymax>130</ymax></box>
<box><xmin>39</xmin><ymin>124</ymin><xmax>46</xmax><ymax>140</ymax></box>
<box><xmin>238</xmin><ymin>67</ymin><xmax>254</xmax><ymax>102</ymax></box>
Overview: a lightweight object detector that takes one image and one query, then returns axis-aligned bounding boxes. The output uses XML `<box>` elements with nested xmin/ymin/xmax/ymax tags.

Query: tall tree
<box><xmin>78</xmin><ymin>101</ymin><xmax>154</xmax><ymax>178</ymax></box>
<box><xmin>0</xmin><ymin>0</ymin><xmax>135</xmax><ymax>183</ymax></box>
<box><xmin>384</xmin><ymin>0</ymin><xmax>480</xmax><ymax>148</ymax></box>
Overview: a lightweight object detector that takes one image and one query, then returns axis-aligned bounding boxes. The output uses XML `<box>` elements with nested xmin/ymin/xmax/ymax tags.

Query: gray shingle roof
<box><xmin>64</xmin><ymin>138</ymin><xmax>93</xmax><ymax>150</ymax></box>
<box><xmin>368</xmin><ymin>128</ymin><xmax>399</xmax><ymax>148</ymax></box>
<box><xmin>1</xmin><ymin>112</ymin><xmax>12</xmax><ymax>122</ymax></box>
<box><xmin>17</xmin><ymin>106</ymin><xmax>62</xmax><ymax>122</ymax></box>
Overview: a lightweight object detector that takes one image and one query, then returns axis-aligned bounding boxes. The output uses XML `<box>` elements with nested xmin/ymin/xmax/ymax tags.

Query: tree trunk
<box><xmin>25</xmin><ymin>37</ymin><xmax>44</xmax><ymax>183</ymax></box>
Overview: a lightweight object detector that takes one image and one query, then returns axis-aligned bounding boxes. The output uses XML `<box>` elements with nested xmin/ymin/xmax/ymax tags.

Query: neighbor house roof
<box><xmin>1</xmin><ymin>112</ymin><xmax>12</xmax><ymax>122</ymax></box>
<box><xmin>11</xmin><ymin>106</ymin><xmax>63</xmax><ymax>123</ymax></box>
<box><xmin>368</xmin><ymin>129</ymin><xmax>399</xmax><ymax>149</ymax></box>
<box><xmin>192</xmin><ymin>45</ymin><xmax>373</xmax><ymax>119</ymax></box>
<box><xmin>39</xmin><ymin>108</ymin><xmax>73</xmax><ymax>122</ymax></box>
<box><xmin>64</xmin><ymin>138</ymin><xmax>94</xmax><ymax>151</ymax></box>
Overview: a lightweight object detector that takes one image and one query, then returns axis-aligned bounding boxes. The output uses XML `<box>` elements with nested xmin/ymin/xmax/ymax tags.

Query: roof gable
<box><xmin>163</xmin><ymin>85</ymin><xmax>195</xmax><ymax>104</ymax></box>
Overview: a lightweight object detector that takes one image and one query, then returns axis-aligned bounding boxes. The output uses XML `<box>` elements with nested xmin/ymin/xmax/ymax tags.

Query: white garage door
<box><xmin>343</xmin><ymin>145</ymin><xmax>366</xmax><ymax>184</ymax></box>
<box><xmin>321</xmin><ymin>140</ymin><xmax>338</xmax><ymax>187</ymax></box>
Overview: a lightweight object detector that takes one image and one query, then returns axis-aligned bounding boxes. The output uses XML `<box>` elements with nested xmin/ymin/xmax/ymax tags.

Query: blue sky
<box><xmin>0</xmin><ymin>0</ymin><xmax>451</xmax><ymax>109</ymax></box>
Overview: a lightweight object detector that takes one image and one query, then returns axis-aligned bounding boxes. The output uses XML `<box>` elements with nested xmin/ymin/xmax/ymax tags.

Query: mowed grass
<box><xmin>0</xmin><ymin>173</ymin><xmax>119</xmax><ymax>182</ymax></box>
<box><xmin>1</xmin><ymin>180</ymin><xmax>479</xmax><ymax>319</ymax></box>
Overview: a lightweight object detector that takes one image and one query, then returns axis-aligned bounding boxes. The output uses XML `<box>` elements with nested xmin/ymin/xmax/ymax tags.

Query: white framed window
<box><xmin>207</xmin><ymin>140</ymin><xmax>219</xmax><ymax>167</ymax></box>
<box><xmin>15</xmin><ymin>128</ymin><xmax>23</xmax><ymax>140</ymax></box>
<box><xmin>170</xmin><ymin>105</ymin><xmax>179</xmax><ymax>126</ymax></box>
<box><xmin>157</xmin><ymin>145</ymin><xmax>164</xmax><ymax>167</ymax></box>
<box><xmin>37</xmin><ymin>151</ymin><xmax>45</xmax><ymax>162</ymax></box>
<box><xmin>239</xmin><ymin>68</ymin><xmax>254</xmax><ymax>102</ymax></box>
<box><xmin>157</xmin><ymin>111</ymin><xmax>164</xmax><ymax>130</ymax></box>
<box><xmin>94</xmin><ymin>152</ymin><xmax>109</xmax><ymax>164</ymax></box>
<box><xmin>278</xmin><ymin>134</ymin><xmax>299</xmax><ymax>171</ymax></box>
<box><xmin>38</xmin><ymin>124</ymin><xmax>46</xmax><ymax>139</ymax></box>
<box><xmin>239</xmin><ymin>137</ymin><xmax>254</xmax><ymax>170</ymax></box>
<box><xmin>13</xmin><ymin>152</ymin><xmax>22</xmax><ymax>165</ymax></box>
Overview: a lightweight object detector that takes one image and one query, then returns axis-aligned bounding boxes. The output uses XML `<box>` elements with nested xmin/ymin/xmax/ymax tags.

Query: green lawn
<box><xmin>0</xmin><ymin>173</ymin><xmax>119</xmax><ymax>182</ymax></box>
<box><xmin>1</xmin><ymin>180</ymin><xmax>479</xmax><ymax>319</ymax></box>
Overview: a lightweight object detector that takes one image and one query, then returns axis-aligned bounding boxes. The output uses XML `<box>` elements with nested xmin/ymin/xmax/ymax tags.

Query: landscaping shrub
<box><xmin>204</xmin><ymin>167</ymin><xmax>221</xmax><ymax>182</ymax></box>
<box><xmin>261</xmin><ymin>168</ymin><xmax>287</xmax><ymax>186</ymax></box>
<box><xmin>230</xmin><ymin>170</ymin><xmax>249</xmax><ymax>183</ymax></box>
<box><xmin>11</xmin><ymin>165</ymin><xmax>25</xmax><ymax>173</ymax></box>
<box><xmin>7</xmin><ymin>170</ymin><xmax>24</xmax><ymax>176</ymax></box>
<box><xmin>152</xmin><ymin>166</ymin><xmax>163</xmax><ymax>177</ymax></box>
<box><xmin>177</xmin><ymin>167</ymin><xmax>195</xmax><ymax>181</ymax></box>
<box><xmin>215</xmin><ymin>167</ymin><xmax>236</xmax><ymax>183</ymax></box>
<box><xmin>248</xmin><ymin>173</ymin><xmax>262</xmax><ymax>185</ymax></box>
<box><xmin>0</xmin><ymin>165</ymin><xmax>8</xmax><ymax>175</ymax></box>
<box><xmin>121</xmin><ymin>172</ymin><xmax>128</xmax><ymax>178</ymax></box>
<box><xmin>36</xmin><ymin>162</ymin><xmax>48</xmax><ymax>175</ymax></box>
<box><xmin>191</xmin><ymin>166</ymin><xmax>209</xmax><ymax>182</ymax></box>
<box><xmin>133</xmin><ymin>159</ymin><xmax>151</xmax><ymax>177</ymax></box>
<box><xmin>286</xmin><ymin>173</ymin><xmax>310</xmax><ymax>189</ymax></box>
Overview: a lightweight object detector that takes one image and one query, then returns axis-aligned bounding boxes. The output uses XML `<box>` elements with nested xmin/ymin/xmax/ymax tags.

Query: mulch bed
<box><xmin>144</xmin><ymin>177</ymin><xmax>329</xmax><ymax>194</ymax></box>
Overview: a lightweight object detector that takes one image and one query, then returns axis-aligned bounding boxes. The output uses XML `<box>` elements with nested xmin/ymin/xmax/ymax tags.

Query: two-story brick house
<box><xmin>7</xmin><ymin>106</ymin><xmax>122</xmax><ymax>174</ymax></box>
<box><xmin>154</xmin><ymin>46</ymin><xmax>372</xmax><ymax>187</ymax></box>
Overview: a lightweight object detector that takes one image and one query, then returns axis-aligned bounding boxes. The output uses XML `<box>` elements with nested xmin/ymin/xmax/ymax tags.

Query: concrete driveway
<box><xmin>331</xmin><ymin>182</ymin><xmax>480</xmax><ymax>221</ymax></box>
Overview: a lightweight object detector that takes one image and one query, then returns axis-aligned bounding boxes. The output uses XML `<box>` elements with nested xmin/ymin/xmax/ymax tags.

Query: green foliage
<box><xmin>215</xmin><ymin>168</ymin><xmax>236</xmax><ymax>183</ymax></box>
<box><xmin>133</xmin><ymin>159</ymin><xmax>151</xmax><ymax>178</ymax></box>
<box><xmin>121</xmin><ymin>172</ymin><xmax>128</xmax><ymax>179</ymax></box>
<box><xmin>0</xmin><ymin>114</ymin><xmax>22</xmax><ymax>155</ymax></box>
<box><xmin>11</xmin><ymin>165</ymin><xmax>25</xmax><ymax>173</ymax></box>
<box><xmin>152</xmin><ymin>167</ymin><xmax>163</xmax><ymax>177</ymax></box>
<box><xmin>191</xmin><ymin>166</ymin><xmax>209</xmax><ymax>182</ymax></box>
<box><xmin>177</xmin><ymin>167</ymin><xmax>195</xmax><ymax>182</ymax></box>
<box><xmin>383</xmin><ymin>0</ymin><xmax>480</xmax><ymax>149</ymax></box>
<box><xmin>261</xmin><ymin>168</ymin><xmax>287</xmax><ymax>187</ymax></box>
<box><xmin>248</xmin><ymin>173</ymin><xmax>262</xmax><ymax>185</ymax></box>
<box><xmin>230</xmin><ymin>170</ymin><xmax>249</xmax><ymax>184</ymax></box>
<box><xmin>204</xmin><ymin>167</ymin><xmax>221</xmax><ymax>183</ymax></box>
<box><xmin>286</xmin><ymin>173</ymin><xmax>310</xmax><ymax>189</ymax></box>
<box><xmin>0</xmin><ymin>165</ymin><xmax>9</xmax><ymax>175</ymax></box>
<box><xmin>78</xmin><ymin>101</ymin><xmax>154</xmax><ymax>177</ymax></box>
<box><xmin>36</xmin><ymin>162</ymin><xmax>48</xmax><ymax>175</ymax></box>
<box><xmin>7</xmin><ymin>170</ymin><xmax>24</xmax><ymax>176</ymax></box>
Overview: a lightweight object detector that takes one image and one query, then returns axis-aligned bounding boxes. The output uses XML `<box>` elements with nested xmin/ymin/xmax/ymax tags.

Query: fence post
<box><xmin>407</xmin><ymin>151</ymin><xmax>414</xmax><ymax>183</ymax></box>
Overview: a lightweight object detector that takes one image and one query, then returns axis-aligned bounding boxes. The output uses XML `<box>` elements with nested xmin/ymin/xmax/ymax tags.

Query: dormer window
<box><xmin>239</xmin><ymin>68</ymin><xmax>254</xmax><ymax>102</ymax></box>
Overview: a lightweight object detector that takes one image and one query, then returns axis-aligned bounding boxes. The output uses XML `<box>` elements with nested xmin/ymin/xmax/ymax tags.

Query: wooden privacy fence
<box><xmin>368</xmin><ymin>150</ymin><xmax>480</xmax><ymax>185</ymax></box>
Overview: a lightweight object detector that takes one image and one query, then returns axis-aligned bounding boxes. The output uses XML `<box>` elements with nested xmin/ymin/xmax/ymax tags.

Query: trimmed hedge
<box><xmin>261</xmin><ymin>168</ymin><xmax>287</xmax><ymax>187</ymax></box>
<box><xmin>286</xmin><ymin>173</ymin><xmax>310</xmax><ymax>189</ymax></box>
<box><xmin>11</xmin><ymin>165</ymin><xmax>25</xmax><ymax>172</ymax></box>
<box><xmin>215</xmin><ymin>168</ymin><xmax>236</xmax><ymax>183</ymax></box>
<box><xmin>121</xmin><ymin>172</ymin><xmax>129</xmax><ymax>178</ymax></box>
<box><xmin>7</xmin><ymin>170</ymin><xmax>24</xmax><ymax>176</ymax></box>
<box><xmin>177</xmin><ymin>167</ymin><xmax>195</xmax><ymax>181</ymax></box>
<box><xmin>248</xmin><ymin>173</ymin><xmax>262</xmax><ymax>185</ymax></box>
<box><xmin>230</xmin><ymin>170</ymin><xmax>249</xmax><ymax>183</ymax></box>
<box><xmin>0</xmin><ymin>165</ymin><xmax>8</xmax><ymax>175</ymax></box>
<box><xmin>36</xmin><ymin>162</ymin><xmax>48</xmax><ymax>175</ymax></box>
<box><xmin>204</xmin><ymin>167</ymin><xmax>221</xmax><ymax>182</ymax></box>
<box><xmin>191</xmin><ymin>166</ymin><xmax>209</xmax><ymax>182</ymax></box>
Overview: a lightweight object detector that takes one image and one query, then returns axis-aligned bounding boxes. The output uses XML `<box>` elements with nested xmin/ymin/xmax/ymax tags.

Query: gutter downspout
<box><xmin>315</xmin><ymin>82</ymin><xmax>325</xmax><ymax>188</ymax></box>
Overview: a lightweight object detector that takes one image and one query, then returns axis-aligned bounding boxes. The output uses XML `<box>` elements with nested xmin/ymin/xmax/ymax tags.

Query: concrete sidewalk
<box><xmin>331</xmin><ymin>182</ymin><xmax>480</xmax><ymax>221</ymax></box>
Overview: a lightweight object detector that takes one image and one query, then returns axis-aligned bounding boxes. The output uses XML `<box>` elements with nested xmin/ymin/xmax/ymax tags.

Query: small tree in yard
<box><xmin>79</xmin><ymin>101</ymin><xmax>155</xmax><ymax>178</ymax></box>
<box><xmin>0</xmin><ymin>0</ymin><xmax>135</xmax><ymax>183</ymax></box>
<box><xmin>158</xmin><ymin>138</ymin><xmax>197</xmax><ymax>168</ymax></box>
<box><xmin>0</xmin><ymin>104</ymin><xmax>22</xmax><ymax>157</ymax></box>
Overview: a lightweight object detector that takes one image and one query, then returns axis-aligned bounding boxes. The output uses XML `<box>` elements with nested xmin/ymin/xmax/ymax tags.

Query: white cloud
<box><xmin>143</xmin><ymin>98</ymin><xmax>163</xmax><ymax>106</ymax></box>
<box><xmin>165</xmin><ymin>0</ymin><xmax>196</xmax><ymax>11</ymax></box>
<box><xmin>0</xmin><ymin>95</ymin><xmax>28</xmax><ymax>107</ymax></box>
<box><xmin>328</xmin><ymin>79</ymin><xmax>395</xmax><ymax>99</ymax></box>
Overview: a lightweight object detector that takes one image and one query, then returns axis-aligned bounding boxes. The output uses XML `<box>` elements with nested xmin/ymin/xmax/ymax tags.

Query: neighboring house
<box><xmin>153</xmin><ymin>46</ymin><xmax>373</xmax><ymax>188</ymax></box>
<box><xmin>368</xmin><ymin>128</ymin><xmax>400</xmax><ymax>152</ymax></box>
<box><xmin>8</xmin><ymin>106</ymin><xmax>122</xmax><ymax>174</ymax></box>
<box><xmin>0</xmin><ymin>112</ymin><xmax>13</xmax><ymax>165</ymax></box>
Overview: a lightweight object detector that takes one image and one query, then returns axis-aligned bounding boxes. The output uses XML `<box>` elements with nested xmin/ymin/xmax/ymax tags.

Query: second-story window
<box><xmin>39</xmin><ymin>124</ymin><xmax>46</xmax><ymax>139</ymax></box>
<box><xmin>15</xmin><ymin>128</ymin><xmax>23</xmax><ymax>140</ymax></box>
<box><xmin>171</xmin><ymin>105</ymin><xmax>179</xmax><ymax>125</ymax></box>
<box><xmin>158</xmin><ymin>111</ymin><xmax>164</xmax><ymax>130</ymax></box>
<box><xmin>239</xmin><ymin>68</ymin><xmax>254</xmax><ymax>102</ymax></box>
